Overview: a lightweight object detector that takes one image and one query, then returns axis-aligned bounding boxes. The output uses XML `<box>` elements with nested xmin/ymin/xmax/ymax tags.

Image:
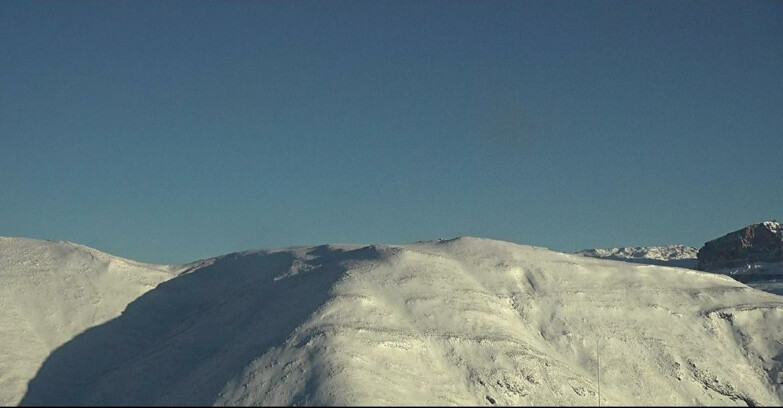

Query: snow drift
<box><xmin>3</xmin><ymin>237</ymin><xmax>783</xmax><ymax>406</ymax></box>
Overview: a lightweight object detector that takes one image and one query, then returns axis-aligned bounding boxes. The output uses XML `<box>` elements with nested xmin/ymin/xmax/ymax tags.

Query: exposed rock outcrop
<box><xmin>697</xmin><ymin>221</ymin><xmax>783</xmax><ymax>271</ymax></box>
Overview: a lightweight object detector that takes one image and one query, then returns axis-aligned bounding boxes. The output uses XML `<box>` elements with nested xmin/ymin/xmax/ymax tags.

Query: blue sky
<box><xmin>2</xmin><ymin>1</ymin><xmax>781</xmax><ymax>264</ymax></box>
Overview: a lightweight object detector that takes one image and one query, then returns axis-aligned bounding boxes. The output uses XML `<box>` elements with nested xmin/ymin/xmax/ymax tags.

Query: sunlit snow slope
<box><xmin>0</xmin><ymin>237</ymin><xmax>180</xmax><ymax>406</ymax></box>
<box><xmin>5</xmin><ymin>237</ymin><xmax>783</xmax><ymax>406</ymax></box>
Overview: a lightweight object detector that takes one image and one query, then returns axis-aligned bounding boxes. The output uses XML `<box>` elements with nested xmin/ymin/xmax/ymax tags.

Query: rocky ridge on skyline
<box><xmin>697</xmin><ymin>221</ymin><xmax>783</xmax><ymax>271</ymax></box>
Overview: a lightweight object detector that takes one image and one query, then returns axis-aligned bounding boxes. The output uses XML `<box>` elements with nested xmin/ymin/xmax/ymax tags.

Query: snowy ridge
<box><xmin>4</xmin><ymin>237</ymin><xmax>783</xmax><ymax>406</ymax></box>
<box><xmin>762</xmin><ymin>220</ymin><xmax>782</xmax><ymax>236</ymax></box>
<box><xmin>0</xmin><ymin>237</ymin><xmax>181</xmax><ymax>406</ymax></box>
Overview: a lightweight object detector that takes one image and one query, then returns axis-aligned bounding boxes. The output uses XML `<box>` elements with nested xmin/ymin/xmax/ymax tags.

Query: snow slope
<box><xmin>712</xmin><ymin>262</ymin><xmax>783</xmax><ymax>296</ymax></box>
<box><xmin>0</xmin><ymin>237</ymin><xmax>180</xmax><ymax>406</ymax></box>
<box><xmin>10</xmin><ymin>237</ymin><xmax>783</xmax><ymax>406</ymax></box>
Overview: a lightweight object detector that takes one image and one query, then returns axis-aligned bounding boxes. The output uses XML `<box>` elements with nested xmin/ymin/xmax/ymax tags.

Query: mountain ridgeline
<box><xmin>1</xmin><ymin>235</ymin><xmax>782</xmax><ymax>406</ymax></box>
<box><xmin>697</xmin><ymin>221</ymin><xmax>783</xmax><ymax>271</ymax></box>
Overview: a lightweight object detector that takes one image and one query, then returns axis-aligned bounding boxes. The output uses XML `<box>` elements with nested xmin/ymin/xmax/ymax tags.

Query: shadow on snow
<box><xmin>21</xmin><ymin>245</ymin><xmax>379</xmax><ymax>406</ymax></box>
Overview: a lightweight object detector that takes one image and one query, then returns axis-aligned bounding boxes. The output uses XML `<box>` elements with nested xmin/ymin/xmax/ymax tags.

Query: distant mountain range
<box><xmin>575</xmin><ymin>245</ymin><xmax>699</xmax><ymax>269</ymax></box>
<box><xmin>577</xmin><ymin>221</ymin><xmax>783</xmax><ymax>296</ymax></box>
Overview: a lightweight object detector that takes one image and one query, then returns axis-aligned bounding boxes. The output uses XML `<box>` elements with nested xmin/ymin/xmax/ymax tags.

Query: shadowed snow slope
<box><xmin>0</xmin><ymin>237</ymin><xmax>179</xmax><ymax>406</ymax></box>
<box><xmin>7</xmin><ymin>237</ymin><xmax>783</xmax><ymax>406</ymax></box>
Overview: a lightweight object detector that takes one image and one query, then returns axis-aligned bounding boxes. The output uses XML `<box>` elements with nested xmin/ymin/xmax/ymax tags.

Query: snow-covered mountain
<box><xmin>0</xmin><ymin>237</ymin><xmax>181</xmax><ymax>406</ymax></box>
<box><xmin>696</xmin><ymin>221</ymin><xmax>783</xmax><ymax>296</ymax></box>
<box><xmin>698</xmin><ymin>221</ymin><xmax>783</xmax><ymax>271</ymax></box>
<box><xmin>4</xmin><ymin>236</ymin><xmax>783</xmax><ymax>406</ymax></box>
<box><xmin>575</xmin><ymin>245</ymin><xmax>699</xmax><ymax>269</ymax></box>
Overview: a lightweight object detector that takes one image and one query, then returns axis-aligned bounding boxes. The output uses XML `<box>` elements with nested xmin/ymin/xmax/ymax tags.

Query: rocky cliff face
<box><xmin>697</xmin><ymin>221</ymin><xmax>783</xmax><ymax>271</ymax></box>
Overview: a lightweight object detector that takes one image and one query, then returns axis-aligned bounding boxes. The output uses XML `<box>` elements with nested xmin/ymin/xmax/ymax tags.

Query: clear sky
<box><xmin>2</xmin><ymin>1</ymin><xmax>781</xmax><ymax>264</ymax></box>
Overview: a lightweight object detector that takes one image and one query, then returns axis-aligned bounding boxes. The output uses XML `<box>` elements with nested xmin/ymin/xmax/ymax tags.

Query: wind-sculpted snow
<box><xmin>5</xmin><ymin>237</ymin><xmax>783</xmax><ymax>405</ymax></box>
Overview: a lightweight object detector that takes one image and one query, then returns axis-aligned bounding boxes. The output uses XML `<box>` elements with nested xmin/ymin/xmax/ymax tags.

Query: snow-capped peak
<box><xmin>762</xmin><ymin>220</ymin><xmax>782</xmax><ymax>236</ymax></box>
